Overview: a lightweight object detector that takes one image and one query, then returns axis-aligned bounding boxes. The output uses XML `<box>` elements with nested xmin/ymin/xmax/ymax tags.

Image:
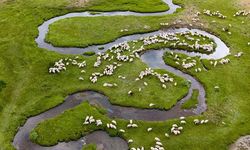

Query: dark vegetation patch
<box><xmin>82</xmin><ymin>144</ymin><xmax>97</xmax><ymax>150</ymax></box>
<box><xmin>83</xmin><ymin>51</ymin><xmax>95</xmax><ymax>56</ymax></box>
<box><xmin>0</xmin><ymin>80</ymin><xmax>6</xmax><ymax>92</ymax></box>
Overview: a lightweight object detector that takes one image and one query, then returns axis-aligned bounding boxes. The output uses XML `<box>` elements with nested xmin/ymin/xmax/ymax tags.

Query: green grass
<box><xmin>0</xmin><ymin>0</ymin><xmax>250</xmax><ymax>149</ymax></box>
<box><xmin>0</xmin><ymin>1</ymin><xmax>176</xmax><ymax>149</ymax></box>
<box><xmin>44</xmin><ymin>54</ymin><xmax>189</xmax><ymax>110</ymax></box>
<box><xmin>45</xmin><ymin>16</ymin><xmax>163</xmax><ymax>48</ymax></box>
<box><xmin>0</xmin><ymin>1</ymin><xmax>185</xmax><ymax>148</ymax></box>
<box><xmin>163</xmin><ymin>51</ymin><xmax>205</xmax><ymax>75</ymax></box>
<box><xmin>181</xmin><ymin>89</ymin><xmax>199</xmax><ymax>109</ymax></box>
<box><xmin>83</xmin><ymin>51</ymin><xmax>95</xmax><ymax>56</ymax></box>
<box><xmin>86</xmin><ymin>0</ymin><xmax>169</xmax><ymax>13</ymax></box>
<box><xmin>143</xmin><ymin>34</ymin><xmax>215</xmax><ymax>54</ymax></box>
<box><xmin>31</xmin><ymin>101</ymin><xmax>209</xmax><ymax>149</ymax></box>
<box><xmin>30</xmin><ymin>102</ymin><xmax>110</xmax><ymax>145</ymax></box>
<box><xmin>82</xmin><ymin>144</ymin><xmax>97</xmax><ymax>150</ymax></box>
<box><xmin>21</xmin><ymin>0</ymin><xmax>169</xmax><ymax>13</ymax></box>
<box><xmin>46</xmin><ymin>16</ymin><xmax>215</xmax><ymax>54</ymax></box>
<box><xmin>98</xmin><ymin>47</ymin><xmax>105</xmax><ymax>50</ymax></box>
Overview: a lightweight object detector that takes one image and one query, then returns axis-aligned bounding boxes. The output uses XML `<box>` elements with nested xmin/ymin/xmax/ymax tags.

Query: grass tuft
<box><xmin>181</xmin><ymin>89</ymin><xmax>199</xmax><ymax>109</ymax></box>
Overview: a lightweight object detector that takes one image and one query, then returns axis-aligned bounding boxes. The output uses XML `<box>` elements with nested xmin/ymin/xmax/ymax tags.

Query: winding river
<box><xmin>13</xmin><ymin>0</ymin><xmax>230</xmax><ymax>150</ymax></box>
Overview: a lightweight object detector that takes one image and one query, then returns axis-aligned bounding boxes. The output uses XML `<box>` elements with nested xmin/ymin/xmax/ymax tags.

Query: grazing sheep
<box><xmin>147</xmin><ymin>128</ymin><xmax>153</xmax><ymax>132</ymax></box>
<box><xmin>234</xmin><ymin>52</ymin><xmax>243</xmax><ymax>58</ymax></box>
<box><xmin>180</xmin><ymin>116</ymin><xmax>185</xmax><ymax>120</ymax></box>
<box><xmin>180</xmin><ymin>120</ymin><xmax>186</xmax><ymax>124</ymax></box>
<box><xmin>149</xmin><ymin>103</ymin><xmax>155</xmax><ymax>107</ymax></box>
<box><xmin>128</xmin><ymin>91</ymin><xmax>133</xmax><ymax>95</ymax></box>
<box><xmin>165</xmin><ymin>133</ymin><xmax>169</xmax><ymax>137</ymax></box>
<box><xmin>155</xmin><ymin>137</ymin><xmax>160</xmax><ymax>141</ymax></box>
<box><xmin>128</xmin><ymin>139</ymin><xmax>133</xmax><ymax>143</ymax></box>
<box><xmin>194</xmin><ymin>119</ymin><xmax>200</xmax><ymax>124</ymax></box>
<box><xmin>119</xmin><ymin>129</ymin><xmax>125</xmax><ymax>133</ymax></box>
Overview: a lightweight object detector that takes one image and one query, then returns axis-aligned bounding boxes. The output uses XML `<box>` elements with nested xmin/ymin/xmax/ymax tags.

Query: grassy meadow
<box><xmin>0</xmin><ymin>0</ymin><xmax>249</xmax><ymax>150</ymax></box>
<box><xmin>45</xmin><ymin>16</ymin><xmax>163</xmax><ymax>48</ymax></box>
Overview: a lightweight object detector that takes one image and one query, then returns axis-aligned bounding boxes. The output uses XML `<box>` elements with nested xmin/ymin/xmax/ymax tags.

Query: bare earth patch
<box><xmin>237</xmin><ymin>0</ymin><xmax>250</xmax><ymax>9</ymax></box>
<box><xmin>70</xmin><ymin>0</ymin><xmax>90</xmax><ymax>8</ymax></box>
<box><xmin>167</xmin><ymin>5</ymin><xmax>209</xmax><ymax>30</ymax></box>
<box><xmin>230</xmin><ymin>135</ymin><xmax>250</xmax><ymax>150</ymax></box>
<box><xmin>0</xmin><ymin>0</ymin><xmax>7</xmax><ymax>4</ymax></box>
